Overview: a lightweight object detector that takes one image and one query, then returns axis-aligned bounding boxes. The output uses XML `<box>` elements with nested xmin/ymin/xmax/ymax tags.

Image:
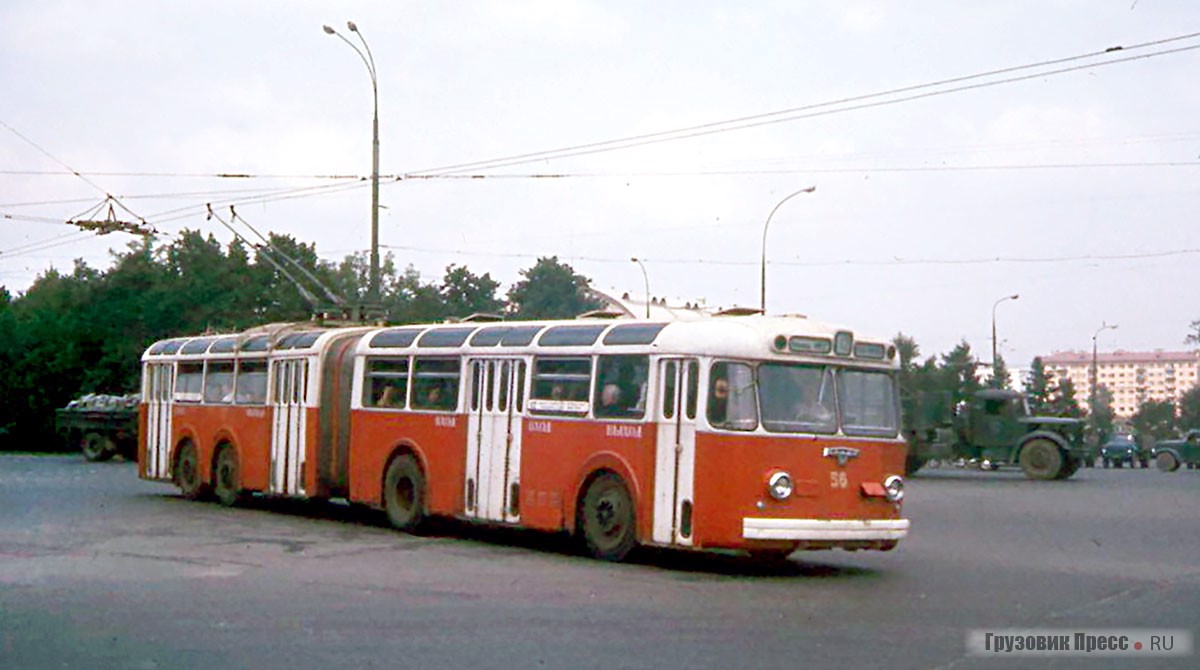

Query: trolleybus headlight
<box><xmin>768</xmin><ymin>471</ymin><xmax>794</xmax><ymax>501</ymax></box>
<box><xmin>883</xmin><ymin>475</ymin><xmax>905</xmax><ymax>502</ymax></box>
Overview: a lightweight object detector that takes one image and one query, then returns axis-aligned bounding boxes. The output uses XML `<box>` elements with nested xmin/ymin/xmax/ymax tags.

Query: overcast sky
<box><xmin>2</xmin><ymin>1</ymin><xmax>1198</xmax><ymax>370</ymax></box>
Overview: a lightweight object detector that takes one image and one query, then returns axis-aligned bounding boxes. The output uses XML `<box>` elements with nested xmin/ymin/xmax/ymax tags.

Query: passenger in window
<box><xmin>422</xmin><ymin>385</ymin><xmax>443</xmax><ymax>408</ymax></box>
<box><xmin>708</xmin><ymin>375</ymin><xmax>730</xmax><ymax>426</ymax></box>
<box><xmin>378</xmin><ymin>384</ymin><xmax>403</xmax><ymax>408</ymax></box>
<box><xmin>598</xmin><ymin>383</ymin><xmax>623</xmax><ymax>416</ymax></box>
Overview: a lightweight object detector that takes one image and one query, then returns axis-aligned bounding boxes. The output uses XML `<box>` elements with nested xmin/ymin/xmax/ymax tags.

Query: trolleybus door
<box><xmin>465</xmin><ymin>358</ymin><xmax>525</xmax><ymax>523</ymax></box>
<box><xmin>653</xmin><ymin>358</ymin><xmax>698</xmax><ymax>546</ymax></box>
<box><xmin>144</xmin><ymin>363</ymin><xmax>173</xmax><ymax>479</ymax></box>
<box><xmin>269</xmin><ymin>358</ymin><xmax>308</xmax><ymax>496</ymax></box>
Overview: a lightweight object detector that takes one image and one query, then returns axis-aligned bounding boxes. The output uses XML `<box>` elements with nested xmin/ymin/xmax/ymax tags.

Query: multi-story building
<box><xmin>1041</xmin><ymin>350</ymin><xmax>1200</xmax><ymax>418</ymax></box>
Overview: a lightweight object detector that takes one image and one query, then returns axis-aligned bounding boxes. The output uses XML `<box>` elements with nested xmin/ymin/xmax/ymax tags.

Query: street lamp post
<box><xmin>760</xmin><ymin>185</ymin><xmax>816</xmax><ymax>313</ymax></box>
<box><xmin>1091</xmin><ymin>321</ymin><xmax>1118</xmax><ymax>412</ymax></box>
<box><xmin>323</xmin><ymin>21</ymin><xmax>381</xmax><ymax>306</ymax></box>
<box><xmin>991</xmin><ymin>293</ymin><xmax>1019</xmax><ymax>385</ymax></box>
<box><xmin>630</xmin><ymin>257</ymin><xmax>650</xmax><ymax>318</ymax></box>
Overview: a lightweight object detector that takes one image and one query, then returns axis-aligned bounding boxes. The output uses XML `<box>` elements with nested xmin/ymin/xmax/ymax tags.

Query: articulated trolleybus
<box><xmin>139</xmin><ymin>314</ymin><xmax>909</xmax><ymax>561</ymax></box>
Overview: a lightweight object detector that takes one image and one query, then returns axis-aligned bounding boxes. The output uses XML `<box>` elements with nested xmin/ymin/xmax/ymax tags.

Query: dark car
<box><xmin>1099</xmin><ymin>435</ymin><xmax>1142</xmax><ymax>468</ymax></box>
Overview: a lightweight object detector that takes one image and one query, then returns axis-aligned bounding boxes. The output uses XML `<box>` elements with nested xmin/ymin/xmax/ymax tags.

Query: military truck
<box><xmin>905</xmin><ymin>389</ymin><xmax>1087</xmax><ymax>480</ymax></box>
<box><xmin>1150</xmin><ymin>429</ymin><xmax>1200</xmax><ymax>472</ymax></box>
<box><xmin>54</xmin><ymin>393</ymin><xmax>139</xmax><ymax>462</ymax></box>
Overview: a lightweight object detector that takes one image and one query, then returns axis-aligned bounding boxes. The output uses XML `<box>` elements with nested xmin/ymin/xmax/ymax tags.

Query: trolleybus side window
<box><xmin>411</xmin><ymin>357</ymin><xmax>460</xmax><ymax>411</ymax></box>
<box><xmin>758</xmin><ymin>363</ymin><xmax>836</xmax><ymax>434</ymax></box>
<box><xmin>203</xmin><ymin>361</ymin><xmax>236</xmax><ymax>404</ymax></box>
<box><xmin>235</xmin><ymin>360</ymin><xmax>268</xmax><ymax>404</ymax></box>
<box><xmin>175</xmin><ymin>362</ymin><xmax>204</xmax><ymax>403</ymax></box>
<box><xmin>594</xmin><ymin>355</ymin><xmax>649</xmax><ymax>419</ymax></box>
<box><xmin>685</xmin><ymin>360</ymin><xmax>699</xmax><ymax>419</ymax></box>
<box><xmin>708</xmin><ymin>362</ymin><xmax>758</xmax><ymax>431</ymax></box>
<box><xmin>837</xmin><ymin>369</ymin><xmax>899</xmax><ymax>437</ymax></box>
<box><xmin>366</xmin><ymin>358</ymin><xmax>409</xmax><ymax>409</ymax></box>
<box><xmin>528</xmin><ymin>357</ymin><xmax>591</xmax><ymax>416</ymax></box>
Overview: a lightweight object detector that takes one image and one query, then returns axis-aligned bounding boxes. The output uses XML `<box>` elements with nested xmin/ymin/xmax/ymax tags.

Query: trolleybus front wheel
<box><xmin>383</xmin><ymin>454</ymin><xmax>426</xmax><ymax>532</ymax></box>
<box><xmin>579</xmin><ymin>473</ymin><xmax>637</xmax><ymax>562</ymax></box>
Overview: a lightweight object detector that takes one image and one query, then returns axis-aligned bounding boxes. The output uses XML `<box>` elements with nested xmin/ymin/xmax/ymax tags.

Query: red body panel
<box><xmin>519</xmin><ymin>418</ymin><xmax>654</xmax><ymax>534</ymax></box>
<box><xmin>167</xmin><ymin>404</ymin><xmax>275</xmax><ymax>490</ymax></box>
<box><xmin>690</xmin><ymin>433</ymin><xmax>906</xmax><ymax>549</ymax></box>
<box><xmin>348</xmin><ymin>410</ymin><xmax>468</xmax><ymax>512</ymax></box>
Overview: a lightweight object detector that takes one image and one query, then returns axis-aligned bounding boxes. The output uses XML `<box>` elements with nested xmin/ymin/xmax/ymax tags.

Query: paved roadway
<box><xmin>0</xmin><ymin>454</ymin><xmax>1196</xmax><ymax>669</ymax></box>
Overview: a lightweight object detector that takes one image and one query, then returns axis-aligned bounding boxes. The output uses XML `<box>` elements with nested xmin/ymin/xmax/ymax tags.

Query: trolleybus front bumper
<box><xmin>742</xmin><ymin>518</ymin><xmax>910</xmax><ymax>541</ymax></box>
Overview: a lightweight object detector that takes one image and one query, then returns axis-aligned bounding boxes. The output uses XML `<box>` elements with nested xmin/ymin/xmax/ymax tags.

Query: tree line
<box><xmin>3</xmin><ymin>229</ymin><xmax>1197</xmax><ymax>452</ymax></box>
<box><xmin>0</xmin><ymin>231</ymin><xmax>600</xmax><ymax>450</ymax></box>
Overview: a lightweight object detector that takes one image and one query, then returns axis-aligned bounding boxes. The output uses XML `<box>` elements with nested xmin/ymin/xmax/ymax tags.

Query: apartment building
<box><xmin>1041</xmin><ymin>350</ymin><xmax>1200</xmax><ymax>417</ymax></box>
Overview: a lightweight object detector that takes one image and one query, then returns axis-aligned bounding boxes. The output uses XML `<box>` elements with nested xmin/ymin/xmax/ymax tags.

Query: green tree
<box><xmin>1025</xmin><ymin>357</ymin><xmax>1053</xmax><ymax>415</ymax></box>
<box><xmin>440</xmin><ymin>264</ymin><xmax>503</xmax><ymax>319</ymax></box>
<box><xmin>1048</xmin><ymin>378</ymin><xmax>1085</xmax><ymax>418</ymax></box>
<box><xmin>986</xmin><ymin>353</ymin><xmax>1011</xmax><ymax>390</ymax></box>
<box><xmin>1175</xmin><ymin>385</ymin><xmax>1200</xmax><ymax>431</ymax></box>
<box><xmin>507</xmin><ymin>256</ymin><xmax>602</xmax><ymax>320</ymax></box>
<box><xmin>1131</xmin><ymin>399</ymin><xmax>1176</xmax><ymax>446</ymax></box>
<box><xmin>1090</xmin><ymin>384</ymin><xmax>1117</xmax><ymax>443</ymax></box>
<box><xmin>388</xmin><ymin>265</ymin><xmax>446</xmax><ymax>324</ymax></box>
<box><xmin>940</xmin><ymin>340</ymin><xmax>981</xmax><ymax>405</ymax></box>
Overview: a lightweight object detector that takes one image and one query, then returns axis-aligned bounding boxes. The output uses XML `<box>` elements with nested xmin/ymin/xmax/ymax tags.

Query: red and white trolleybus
<box><xmin>139</xmin><ymin>314</ymin><xmax>910</xmax><ymax>561</ymax></box>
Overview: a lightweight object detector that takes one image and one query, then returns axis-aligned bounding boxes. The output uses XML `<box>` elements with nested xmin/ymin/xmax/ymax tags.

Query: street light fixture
<box><xmin>323</xmin><ymin>20</ymin><xmax>381</xmax><ymax>306</ymax></box>
<box><xmin>1091</xmin><ymin>321</ymin><xmax>1118</xmax><ymax>411</ymax></box>
<box><xmin>760</xmin><ymin>185</ymin><xmax>816</xmax><ymax>313</ymax></box>
<box><xmin>991</xmin><ymin>293</ymin><xmax>1019</xmax><ymax>385</ymax></box>
<box><xmin>630</xmin><ymin>257</ymin><xmax>650</xmax><ymax>318</ymax></box>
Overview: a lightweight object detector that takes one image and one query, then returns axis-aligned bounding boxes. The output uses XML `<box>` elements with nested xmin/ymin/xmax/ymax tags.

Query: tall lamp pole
<box><xmin>630</xmin><ymin>257</ymin><xmax>650</xmax><ymax>318</ymax></box>
<box><xmin>991</xmin><ymin>293</ymin><xmax>1019</xmax><ymax>385</ymax></box>
<box><xmin>760</xmin><ymin>185</ymin><xmax>816</xmax><ymax>313</ymax></box>
<box><xmin>324</xmin><ymin>21</ymin><xmax>381</xmax><ymax>306</ymax></box>
<box><xmin>1091</xmin><ymin>322</ymin><xmax>1118</xmax><ymax>412</ymax></box>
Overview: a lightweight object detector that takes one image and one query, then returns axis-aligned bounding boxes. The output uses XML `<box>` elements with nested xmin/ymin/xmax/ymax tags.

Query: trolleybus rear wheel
<box><xmin>579</xmin><ymin>473</ymin><xmax>637</xmax><ymax>562</ymax></box>
<box><xmin>174</xmin><ymin>442</ymin><xmax>209</xmax><ymax>500</ymax></box>
<box><xmin>384</xmin><ymin>454</ymin><xmax>426</xmax><ymax>532</ymax></box>
<box><xmin>213</xmin><ymin>446</ymin><xmax>242</xmax><ymax>507</ymax></box>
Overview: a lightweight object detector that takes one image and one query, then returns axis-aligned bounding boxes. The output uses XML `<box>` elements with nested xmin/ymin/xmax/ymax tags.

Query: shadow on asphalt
<box><xmin>149</xmin><ymin>491</ymin><xmax>880</xmax><ymax>579</ymax></box>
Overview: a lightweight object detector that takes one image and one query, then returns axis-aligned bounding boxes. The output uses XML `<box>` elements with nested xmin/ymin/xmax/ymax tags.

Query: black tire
<box><xmin>579</xmin><ymin>473</ymin><xmax>637</xmax><ymax>562</ymax></box>
<box><xmin>749</xmin><ymin>548</ymin><xmax>795</xmax><ymax>563</ymax></box>
<box><xmin>1055</xmin><ymin>457</ymin><xmax>1080</xmax><ymax>480</ymax></box>
<box><xmin>174</xmin><ymin>442</ymin><xmax>210</xmax><ymax>500</ymax></box>
<box><xmin>383</xmin><ymin>454</ymin><xmax>426</xmax><ymax>532</ymax></box>
<box><xmin>1019</xmin><ymin>438</ymin><xmax>1064</xmax><ymax>481</ymax></box>
<box><xmin>81</xmin><ymin>431</ymin><xmax>116</xmax><ymax>462</ymax></box>
<box><xmin>905</xmin><ymin>454</ymin><xmax>927</xmax><ymax>476</ymax></box>
<box><xmin>213</xmin><ymin>446</ymin><xmax>242</xmax><ymax>507</ymax></box>
<box><xmin>1155</xmin><ymin>451</ymin><xmax>1180</xmax><ymax>473</ymax></box>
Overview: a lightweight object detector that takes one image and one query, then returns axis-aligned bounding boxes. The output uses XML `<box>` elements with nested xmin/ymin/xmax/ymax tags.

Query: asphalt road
<box><xmin>1</xmin><ymin>455</ymin><xmax>1196</xmax><ymax>670</ymax></box>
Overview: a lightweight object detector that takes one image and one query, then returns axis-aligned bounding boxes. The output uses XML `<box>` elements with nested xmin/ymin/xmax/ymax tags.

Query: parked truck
<box><xmin>1149</xmin><ymin>429</ymin><xmax>1200</xmax><ymax>472</ymax></box>
<box><xmin>905</xmin><ymin>389</ymin><xmax>1087</xmax><ymax>480</ymax></box>
<box><xmin>54</xmin><ymin>393</ymin><xmax>139</xmax><ymax>462</ymax></box>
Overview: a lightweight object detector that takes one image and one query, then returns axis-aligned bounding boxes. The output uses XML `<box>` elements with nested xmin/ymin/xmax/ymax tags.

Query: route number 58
<box><xmin>829</xmin><ymin>471</ymin><xmax>848</xmax><ymax>489</ymax></box>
